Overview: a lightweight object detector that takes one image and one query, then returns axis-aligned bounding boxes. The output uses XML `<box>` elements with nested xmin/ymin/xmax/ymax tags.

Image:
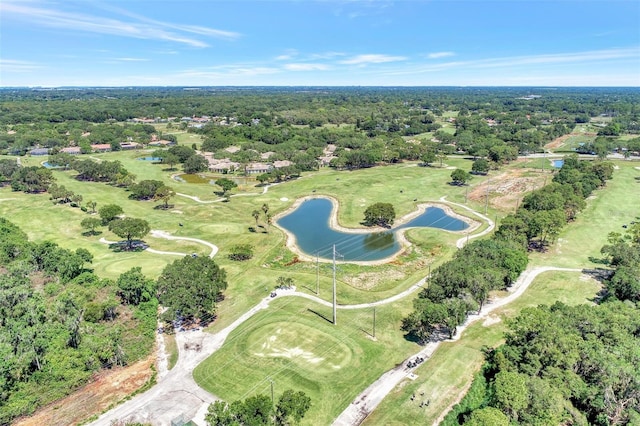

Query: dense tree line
<box><xmin>2</xmin><ymin>88</ymin><xmax>639</xmax><ymax>175</ymax></box>
<box><xmin>0</xmin><ymin>218</ymin><xmax>157</xmax><ymax>424</ymax></box>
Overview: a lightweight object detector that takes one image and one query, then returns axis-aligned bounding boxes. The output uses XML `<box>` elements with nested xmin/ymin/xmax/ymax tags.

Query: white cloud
<box><xmin>0</xmin><ymin>2</ymin><xmax>240</xmax><ymax>48</ymax></box>
<box><xmin>283</xmin><ymin>63</ymin><xmax>330</xmax><ymax>71</ymax></box>
<box><xmin>0</xmin><ymin>59</ymin><xmax>42</xmax><ymax>72</ymax></box>
<box><xmin>387</xmin><ymin>47</ymin><xmax>640</xmax><ymax>75</ymax></box>
<box><xmin>113</xmin><ymin>57</ymin><xmax>150</xmax><ymax>62</ymax></box>
<box><xmin>275</xmin><ymin>49</ymin><xmax>299</xmax><ymax>61</ymax></box>
<box><xmin>340</xmin><ymin>54</ymin><xmax>407</xmax><ymax>65</ymax></box>
<box><xmin>309</xmin><ymin>51</ymin><xmax>346</xmax><ymax>60</ymax></box>
<box><xmin>427</xmin><ymin>51</ymin><xmax>455</xmax><ymax>59</ymax></box>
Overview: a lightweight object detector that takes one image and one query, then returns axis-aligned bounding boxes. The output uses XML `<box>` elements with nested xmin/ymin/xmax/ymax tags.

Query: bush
<box><xmin>228</xmin><ymin>244</ymin><xmax>254</xmax><ymax>261</ymax></box>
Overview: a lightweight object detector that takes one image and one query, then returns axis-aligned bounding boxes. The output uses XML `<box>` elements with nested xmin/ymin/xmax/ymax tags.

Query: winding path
<box><xmin>175</xmin><ymin>181</ymin><xmax>282</xmax><ymax>204</ymax></box>
<box><xmin>89</xmin><ymin>202</ymin><xmax>575</xmax><ymax>426</ymax></box>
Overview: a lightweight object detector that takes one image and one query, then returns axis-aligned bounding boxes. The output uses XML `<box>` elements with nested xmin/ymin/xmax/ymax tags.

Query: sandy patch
<box><xmin>171</xmin><ymin>210</ymin><xmax>184</xmax><ymax>214</ymax></box>
<box><xmin>280</xmin><ymin>197</ymin><xmax>289</xmax><ymax>201</ymax></box>
<box><xmin>468</xmin><ymin>168</ymin><xmax>547</xmax><ymax>211</ymax></box>
<box><xmin>345</xmin><ymin>270</ymin><xmax>406</xmax><ymax>290</ymax></box>
<box><xmin>482</xmin><ymin>315</ymin><xmax>502</xmax><ymax>327</ymax></box>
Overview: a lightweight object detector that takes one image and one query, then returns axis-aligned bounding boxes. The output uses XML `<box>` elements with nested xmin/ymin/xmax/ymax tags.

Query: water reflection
<box><xmin>277</xmin><ymin>198</ymin><xmax>469</xmax><ymax>262</ymax></box>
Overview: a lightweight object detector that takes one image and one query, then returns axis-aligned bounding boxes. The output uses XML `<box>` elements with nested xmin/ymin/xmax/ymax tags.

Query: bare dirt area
<box><xmin>545</xmin><ymin>132</ymin><xmax>597</xmax><ymax>150</ymax></box>
<box><xmin>14</xmin><ymin>357</ymin><xmax>155</xmax><ymax>426</ymax></box>
<box><xmin>468</xmin><ymin>167</ymin><xmax>547</xmax><ymax>211</ymax></box>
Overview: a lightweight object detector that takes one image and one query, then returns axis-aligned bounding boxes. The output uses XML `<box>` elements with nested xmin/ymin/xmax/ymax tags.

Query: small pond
<box><xmin>137</xmin><ymin>157</ymin><xmax>162</xmax><ymax>161</ymax></box>
<box><xmin>276</xmin><ymin>198</ymin><xmax>469</xmax><ymax>262</ymax></box>
<box><xmin>553</xmin><ymin>159</ymin><xmax>564</xmax><ymax>168</ymax></box>
<box><xmin>42</xmin><ymin>162</ymin><xmax>63</xmax><ymax>169</ymax></box>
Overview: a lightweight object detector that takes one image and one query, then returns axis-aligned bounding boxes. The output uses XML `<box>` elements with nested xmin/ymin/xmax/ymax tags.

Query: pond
<box><xmin>276</xmin><ymin>198</ymin><xmax>469</xmax><ymax>262</ymax></box>
<box><xmin>553</xmin><ymin>159</ymin><xmax>564</xmax><ymax>168</ymax></box>
<box><xmin>137</xmin><ymin>157</ymin><xmax>162</xmax><ymax>161</ymax></box>
<box><xmin>42</xmin><ymin>162</ymin><xmax>63</xmax><ymax>169</ymax></box>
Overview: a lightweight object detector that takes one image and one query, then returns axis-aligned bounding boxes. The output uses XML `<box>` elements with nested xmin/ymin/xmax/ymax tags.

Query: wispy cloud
<box><xmin>283</xmin><ymin>63</ymin><xmax>330</xmax><ymax>71</ymax></box>
<box><xmin>112</xmin><ymin>57</ymin><xmax>150</xmax><ymax>62</ymax></box>
<box><xmin>275</xmin><ymin>49</ymin><xmax>299</xmax><ymax>61</ymax></box>
<box><xmin>0</xmin><ymin>59</ymin><xmax>42</xmax><ymax>72</ymax></box>
<box><xmin>388</xmin><ymin>47</ymin><xmax>640</xmax><ymax>75</ymax></box>
<box><xmin>309</xmin><ymin>51</ymin><xmax>346</xmax><ymax>60</ymax></box>
<box><xmin>427</xmin><ymin>51</ymin><xmax>455</xmax><ymax>59</ymax></box>
<box><xmin>177</xmin><ymin>66</ymin><xmax>280</xmax><ymax>78</ymax></box>
<box><xmin>0</xmin><ymin>1</ymin><xmax>240</xmax><ymax>48</ymax></box>
<box><xmin>340</xmin><ymin>54</ymin><xmax>407</xmax><ymax>65</ymax></box>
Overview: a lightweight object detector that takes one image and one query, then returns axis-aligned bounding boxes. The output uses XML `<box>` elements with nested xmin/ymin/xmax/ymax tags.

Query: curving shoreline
<box><xmin>273</xmin><ymin>195</ymin><xmax>481</xmax><ymax>266</ymax></box>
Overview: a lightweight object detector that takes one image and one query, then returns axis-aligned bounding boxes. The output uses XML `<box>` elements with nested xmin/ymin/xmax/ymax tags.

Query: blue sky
<box><xmin>1</xmin><ymin>0</ymin><xmax>639</xmax><ymax>87</ymax></box>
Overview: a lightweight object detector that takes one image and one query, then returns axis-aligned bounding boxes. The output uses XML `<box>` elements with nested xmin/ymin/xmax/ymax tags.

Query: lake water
<box><xmin>276</xmin><ymin>198</ymin><xmax>469</xmax><ymax>262</ymax></box>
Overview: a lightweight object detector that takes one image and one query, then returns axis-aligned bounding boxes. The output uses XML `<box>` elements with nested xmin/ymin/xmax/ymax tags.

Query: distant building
<box><xmin>60</xmin><ymin>146</ymin><xmax>81</xmax><ymax>155</ymax></box>
<box><xmin>90</xmin><ymin>144</ymin><xmax>112</xmax><ymax>153</ymax></box>
<box><xmin>29</xmin><ymin>148</ymin><xmax>50</xmax><ymax>156</ymax></box>
<box><xmin>120</xmin><ymin>142</ymin><xmax>141</xmax><ymax>150</ymax></box>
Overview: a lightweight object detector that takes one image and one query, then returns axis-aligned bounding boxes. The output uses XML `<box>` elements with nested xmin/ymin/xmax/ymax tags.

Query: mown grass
<box><xmin>194</xmin><ymin>297</ymin><xmax>416</xmax><ymax>426</ymax></box>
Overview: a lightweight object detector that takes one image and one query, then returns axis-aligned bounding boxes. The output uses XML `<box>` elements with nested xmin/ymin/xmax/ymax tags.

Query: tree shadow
<box><xmin>307</xmin><ymin>308</ymin><xmax>333</xmax><ymax>324</ymax></box>
<box><xmin>108</xmin><ymin>240</ymin><xmax>148</xmax><ymax>252</ymax></box>
<box><xmin>81</xmin><ymin>230</ymin><xmax>102</xmax><ymax>237</ymax></box>
<box><xmin>153</xmin><ymin>204</ymin><xmax>174</xmax><ymax>210</ymax></box>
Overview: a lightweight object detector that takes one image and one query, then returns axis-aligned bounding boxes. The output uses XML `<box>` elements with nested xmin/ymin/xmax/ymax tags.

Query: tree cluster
<box><xmin>206</xmin><ymin>389</ymin><xmax>311</xmax><ymax>426</ymax></box>
<box><xmin>0</xmin><ymin>218</ymin><xmax>157</xmax><ymax>424</ymax></box>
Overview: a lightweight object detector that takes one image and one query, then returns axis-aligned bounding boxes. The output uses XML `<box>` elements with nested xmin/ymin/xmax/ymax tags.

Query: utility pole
<box><xmin>269</xmin><ymin>378</ymin><xmax>274</xmax><ymax>408</ymax></box>
<box><xmin>333</xmin><ymin>245</ymin><xmax>337</xmax><ymax>325</ymax></box>
<box><xmin>316</xmin><ymin>252</ymin><xmax>319</xmax><ymax>295</ymax></box>
<box><xmin>485</xmin><ymin>179</ymin><xmax>490</xmax><ymax>214</ymax></box>
<box><xmin>373</xmin><ymin>307</ymin><xmax>376</xmax><ymax>339</ymax></box>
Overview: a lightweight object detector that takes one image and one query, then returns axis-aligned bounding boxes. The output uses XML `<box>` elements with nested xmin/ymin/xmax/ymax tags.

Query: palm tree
<box><xmin>252</xmin><ymin>210</ymin><xmax>260</xmax><ymax>226</ymax></box>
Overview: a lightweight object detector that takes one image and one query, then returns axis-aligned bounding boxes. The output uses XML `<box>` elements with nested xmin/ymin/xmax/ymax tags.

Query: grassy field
<box><xmin>194</xmin><ymin>297</ymin><xmax>416</xmax><ymax>425</ymax></box>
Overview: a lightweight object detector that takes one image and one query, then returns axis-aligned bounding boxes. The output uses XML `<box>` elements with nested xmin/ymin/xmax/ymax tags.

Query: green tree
<box><xmin>252</xmin><ymin>209</ymin><xmax>261</xmax><ymax>226</ymax></box>
<box><xmin>450</xmin><ymin>168</ymin><xmax>471</xmax><ymax>185</ymax></box>
<box><xmin>420</xmin><ymin>151</ymin><xmax>436</xmax><ymax>166</ymax></box>
<box><xmin>129</xmin><ymin>179</ymin><xmax>165</xmax><ymax>200</ymax></box>
<box><xmin>471</xmin><ymin>158</ymin><xmax>490</xmax><ymax>175</ymax></box>
<box><xmin>98</xmin><ymin>204</ymin><xmax>123</xmax><ymax>225</ymax></box>
<box><xmin>183</xmin><ymin>154</ymin><xmax>209</xmax><ymax>173</ymax></box>
<box><xmin>163</xmin><ymin>153</ymin><xmax>180</xmax><ymax>170</ymax></box>
<box><xmin>80</xmin><ymin>217</ymin><xmax>102</xmax><ymax>235</ymax></box>
<box><xmin>464</xmin><ymin>407</ymin><xmax>510</xmax><ymax>426</ymax></box>
<box><xmin>116</xmin><ymin>267</ymin><xmax>156</xmax><ymax>306</ymax></box>
<box><xmin>157</xmin><ymin>255</ymin><xmax>227</xmax><ymax>323</ymax></box>
<box><xmin>276</xmin><ymin>389</ymin><xmax>311</xmax><ymax>425</ymax></box>
<box><xmin>363</xmin><ymin>202</ymin><xmax>396</xmax><ymax>227</ymax></box>
<box><xmin>108</xmin><ymin>217</ymin><xmax>150</xmax><ymax>250</ymax></box>
<box><xmin>153</xmin><ymin>185</ymin><xmax>176</xmax><ymax>209</ymax></box>
<box><xmin>216</xmin><ymin>178</ymin><xmax>238</xmax><ymax>197</ymax></box>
